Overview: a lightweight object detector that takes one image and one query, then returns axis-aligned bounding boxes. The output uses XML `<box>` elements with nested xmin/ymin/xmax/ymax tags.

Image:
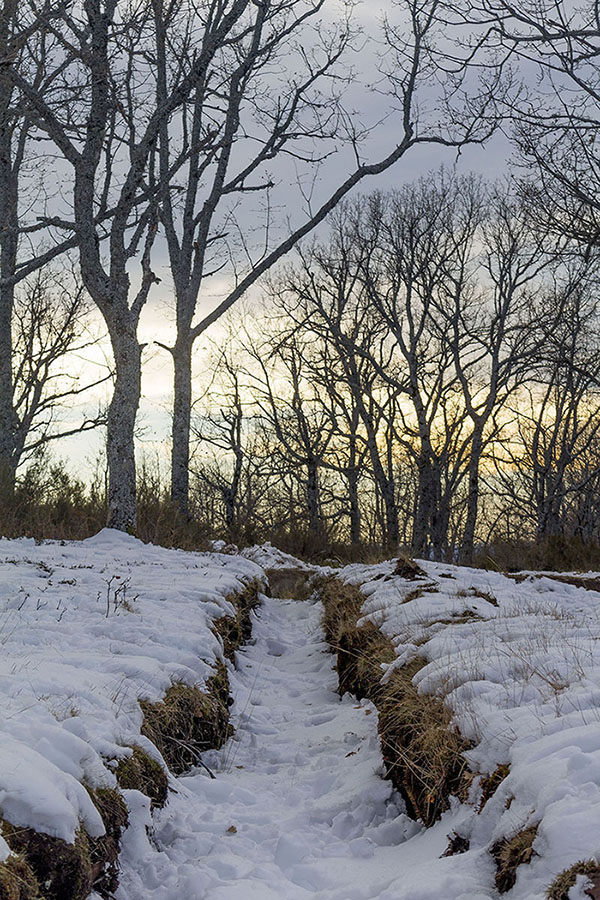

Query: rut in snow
<box><xmin>115</xmin><ymin>593</ymin><xmax>492</xmax><ymax>900</ymax></box>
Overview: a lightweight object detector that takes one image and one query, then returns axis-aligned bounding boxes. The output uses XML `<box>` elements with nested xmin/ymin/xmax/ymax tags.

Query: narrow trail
<box><xmin>116</xmin><ymin>594</ymin><xmax>491</xmax><ymax>900</ymax></box>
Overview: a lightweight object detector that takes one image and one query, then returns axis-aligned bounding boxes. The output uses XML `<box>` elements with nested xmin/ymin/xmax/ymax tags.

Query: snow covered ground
<box><xmin>1</xmin><ymin>534</ymin><xmax>599</xmax><ymax>899</ymax></box>
<box><xmin>0</xmin><ymin>530</ymin><xmax>261</xmax><ymax>868</ymax></box>
<box><xmin>116</xmin><ymin>589</ymin><xmax>492</xmax><ymax>900</ymax></box>
<box><xmin>341</xmin><ymin>558</ymin><xmax>600</xmax><ymax>898</ymax></box>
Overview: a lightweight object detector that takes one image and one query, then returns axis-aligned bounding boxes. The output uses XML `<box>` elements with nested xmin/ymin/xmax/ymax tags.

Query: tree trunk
<box><xmin>0</xmin><ymin>59</ymin><xmax>18</xmax><ymax>496</ymax></box>
<box><xmin>171</xmin><ymin>336</ymin><xmax>192</xmax><ymax>516</ymax></box>
<box><xmin>106</xmin><ymin>318</ymin><xmax>141</xmax><ymax>531</ymax></box>
<box><xmin>306</xmin><ymin>457</ymin><xmax>323</xmax><ymax>537</ymax></box>
<box><xmin>0</xmin><ymin>276</ymin><xmax>16</xmax><ymax>497</ymax></box>
<box><xmin>348</xmin><ymin>467</ymin><xmax>361</xmax><ymax>545</ymax></box>
<box><xmin>412</xmin><ymin>457</ymin><xmax>432</xmax><ymax>557</ymax></box>
<box><xmin>460</xmin><ymin>428</ymin><xmax>483</xmax><ymax>564</ymax></box>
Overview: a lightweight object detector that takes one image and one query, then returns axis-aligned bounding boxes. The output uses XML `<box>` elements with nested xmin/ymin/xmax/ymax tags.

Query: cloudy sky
<box><xmin>53</xmin><ymin>0</ymin><xmax>513</xmax><ymax>477</ymax></box>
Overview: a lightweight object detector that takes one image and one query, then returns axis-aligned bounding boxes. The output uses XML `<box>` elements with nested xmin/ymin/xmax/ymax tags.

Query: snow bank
<box><xmin>339</xmin><ymin>559</ymin><xmax>600</xmax><ymax>898</ymax></box>
<box><xmin>0</xmin><ymin>529</ymin><xmax>262</xmax><ymax>844</ymax></box>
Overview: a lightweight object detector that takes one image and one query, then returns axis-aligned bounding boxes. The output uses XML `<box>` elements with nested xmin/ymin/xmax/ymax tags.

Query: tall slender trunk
<box><xmin>461</xmin><ymin>427</ymin><xmax>483</xmax><ymax>564</ymax></box>
<box><xmin>0</xmin><ymin>46</ymin><xmax>18</xmax><ymax>496</ymax></box>
<box><xmin>412</xmin><ymin>455</ymin><xmax>432</xmax><ymax>557</ymax></box>
<box><xmin>106</xmin><ymin>317</ymin><xmax>141</xmax><ymax>531</ymax></box>
<box><xmin>0</xmin><ymin>268</ymin><xmax>17</xmax><ymax>496</ymax></box>
<box><xmin>306</xmin><ymin>456</ymin><xmax>323</xmax><ymax>536</ymax></box>
<box><xmin>347</xmin><ymin>425</ymin><xmax>361</xmax><ymax>545</ymax></box>
<box><xmin>171</xmin><ymin>334</ymin><xmax>192</xmax><ymax>516</ymax></box>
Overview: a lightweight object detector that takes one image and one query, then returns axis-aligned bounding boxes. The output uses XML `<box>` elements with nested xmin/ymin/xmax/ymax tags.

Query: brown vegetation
<box><xmin>318</xmin><ymin>575</ymin><xmax>472</xmax><ymax>826</ymax></box>
<box><xmin>115</xmin><ymin>746</ymin><xmax>169</xmax><ymax>809</ymax></box>
<box><xmin>547</xmin><ymin>861</ymin><xmax>600</xmax><ymax>900</ymax></box>
<box><xmin>213</xmin><ymin>581</ymin><xmax>261</xmax><ymax>660</ymax></box>
<box><xmin>0</xmin><ymin>855</ymin><xmax>40</xmax><ymax>900</ymax></box>
<box><xmin>491</xmin><ymin>825</ymin><xmax>539</xmax><ymax>893</ymax></box>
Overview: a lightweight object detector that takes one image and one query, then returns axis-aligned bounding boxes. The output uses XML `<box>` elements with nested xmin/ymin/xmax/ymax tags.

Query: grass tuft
<box><xmin>478</xmin><ymin>764</ymin><xmax>510</xmax><ymax>811</ymax></box>
<box><xmin>491</xmin><ymin>825</ymin><xmax>539</xmax><ymax>893</ymax></box>
<box><xmin>115</xmin><ymin>746</ymin><xmax>169</xmax><ymax>809</ymax></box>
<box><xmin>0</xmin><ymin>855</ymin><xmax>41</xmax><ymax>900</ymax></box>
<box><xmin>546</xmin><ymin>860</ymin><xmax>600</xmax><ymax>899</ymax></box>
<box><xmin>213</xmin><ymin>581</ymin><xmax>261</xmax><ymax>660</ymax></box>
<box><xmin>1</xmin><ymin>821</ymin><xmax>93</xmax><ymax>900</ymax></box>
<box><xmin>141</xmin><ymin>664</ymin><xmax>233</xmax><ymax>776</ymax></box>
<box><xmin>318</xmin><ymin>574</ymin><xmax>472</xmax><ymax>827</ymax></box>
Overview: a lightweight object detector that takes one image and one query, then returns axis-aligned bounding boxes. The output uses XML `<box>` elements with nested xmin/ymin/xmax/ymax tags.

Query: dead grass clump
<box><xmin>1</xmin><ymin>821</ymin><xmax>93</xmax><ymax>900</ymax></box>
<box><xmin>0</xmin><ymin>855</ymin><xmax>40</xmax><ymax>900</ymax></box>
<box><xmin>213</xmin><ymin>581</ymin><xmax>261</xmax><ymax>660</ymax></box>
<box><xmin>319</xmin><ymin>575</ymin><xmax>472</xmax><ymax>827</ymax></box>
<box><xmin>472</xmin><ymin>589</ymin><xmax>499</xmax><ymax>607</ymax></box>
<box><xmin>141</xmin><ymin>663</ymin><xmax>233</xmax><ymax>775</ymax></box>
<box><xmin>545</xmin><ymin>574</ymin><xmax>600</xmax><ymax>594</ymax></box>
<box><xmin>378</xmin><ymin>659</ymin><xmax>472</xmax><ymax>826</ymax></box>
<box><xmin>318</xmin><ymin>576</ymin><xmax>395</xmax><ymax>701</ymax></box>
<box><xmin>394</xmin><ymin>555</ymin><xmax>427</xmax><ymax>580</ymax></box>
<box><xmin>1</xmin><ymin>786</ymin><xmax>129</xmax><ymax>900</ymax></box>
<box><xmin>87</xmin><ymin>787</ymin><xmax>128</xmax><ymax>897</ymax></box>
<box><xmin>547</xmin><ymin>860</ymin><xmax>600</xmax><ymax>899</ymax></box>
<box><xmin>491</xmin><ymin>824</ymin><xmax>539</xmax><ymax>893</ymax></box>
<box><xmin>478</xmin><ymin>764</ymin><xmax>510</xmax><ymax>811</ymax></box>
<box><xmin>115</xmin><ymin>746</ymin><xmax>169</xmax><ymax>809</ymax></box>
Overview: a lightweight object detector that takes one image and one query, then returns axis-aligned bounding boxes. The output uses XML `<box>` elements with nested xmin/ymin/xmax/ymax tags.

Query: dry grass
<box><xmin>213</xmin><ymin>580</ymin><xmax>261</xmax><ymax>660</ymax></box>
<box><xmin>547</xmin><ymin>860</ymin><xmax>600</xmax><ymax>899</ymax></box>
<box><xmin>378</xmin><ymin>660</ymin><xmax>472</xmax><ymax>826</ymax></box>
<box><xmin>393</xmin><ymin>555</ymin><xmax>427</xmax><ymax>580</ymax></box>
<box><xmin>141</xmin><ymin>663</ymin><xmax>233</xmax><ymax>776</ymax></box>
<box><xmin>474</xmin><ymin>536</ymin><xmax>600</xmax><ymax>574</ymax></box>
<box><xmin>318</xmin><ymin>574</ymin><xmax>472</xmax><ymax>827</ymax></box>
<box><xmin>1</xmin><ymin>822</ymin><xmax>93</xmax><ymax>900</ymax></box>
<box><xmin>86</xmin><ymin>787</ymin><xmax>129</xmax><ymax>897</ymax></box>
<box><xmin>491</xmin><ymin>825</ymin><xmax>539</xmax><ymax>893</ymax></box>
<box><xmin>0</xmin><ymin>855</ymin><xmax>40</xmax><ymax>900</ymax></box>
<box><xmin>115</xmin><ymin>746</ymin><xmax>169</xmax><ymax>809</ymax></box>
<box><xmin>478</xmin><ymin>764</ymin><xmax>510</xmax><ymax>811</ymax></box>
<box><xmin>1</xmin><ymin>786</ymin><xmax>129</xmax><ymax>900</ymax></box>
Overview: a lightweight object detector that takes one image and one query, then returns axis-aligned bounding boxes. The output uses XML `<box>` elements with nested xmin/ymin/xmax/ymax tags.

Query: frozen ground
<box><xmin>117</xmin><ymin>591</ymin><xmax>493</xmax><ymax>900</ymax></box>
<box><xmin>341</xmin><ymin>559</ymin><xmax>600</xmax><ymax>898</ymax></box>
<box><xmin>0</xmin><ymin>531</ymin><xmax>260</xmax><ymax>853</ymax></box>
<box><xmin>1</xmin><ymin>535</ymin><xmax>599</xmax><ymax>898</ymax></box>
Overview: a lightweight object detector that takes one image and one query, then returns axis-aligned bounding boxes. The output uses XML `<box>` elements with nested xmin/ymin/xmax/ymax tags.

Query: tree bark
<box><xmin>0</xmin><ymin>11</ymin><xmax>18</xmax><ymax>495</ymax></box>
<box><xmin>105</xmin><ymin>316</ymin><xmax>141</xmax><ymax>531</ymax></box>
<box><xmin>306</xmin><ymin>456</ymin><xmax>323</xmax><ymax>537</ymax></box>
<box><xmin>460</xmin><ymin>427</ymin><xmax>484</xmax><ymax>564</ymax></box>
<box><xmin>171</xmin><ymin>336</ymin><xmax>193</xmax><ymax>516</ymax></box>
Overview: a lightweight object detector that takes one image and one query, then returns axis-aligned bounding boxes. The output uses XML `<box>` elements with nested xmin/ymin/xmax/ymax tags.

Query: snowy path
<box><xmin>116</xmin><ymin>595</ymin><xmax>494</xmax><ymax>900</ymax></box>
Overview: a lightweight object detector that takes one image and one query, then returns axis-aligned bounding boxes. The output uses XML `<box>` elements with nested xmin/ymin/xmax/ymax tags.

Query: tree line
<box><xmin>2</xmin><ymin>0</ymin><xmax>600</xmax><ymax>552</ymax></box>
<box><xmin>189</xmin><ymin>174</ymin><xmax>600</xmax><ymax>561</ymax></box>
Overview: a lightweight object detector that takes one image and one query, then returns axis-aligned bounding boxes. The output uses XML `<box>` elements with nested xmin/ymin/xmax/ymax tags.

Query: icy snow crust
<box><xmin>0</xmin><ymin>529</ymin><xmax>261</xmax><ymax>846</ymax></box>
<box><xmin>341</xmin><ymin>558</ymin><xmax>600</xmax><ymax>897</ymax></box>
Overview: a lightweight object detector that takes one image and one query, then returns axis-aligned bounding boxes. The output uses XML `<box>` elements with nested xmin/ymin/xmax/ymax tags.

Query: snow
<box><xmin>340</xmin><ymin>558</ymin><xmax>600</xmax><ymax>897</ymax></box>
<box><xmin>239</xmin><ymin>541</ymin><xmax>313</xmax><ymax>572</ymax></box>
<box><xmin>0</xmin><ymin>529</ymin><xmax>261</xmax><ymax>844</ymax></box>
<box><xmin>115</xmin><ymin>591</ymin><xmax>494</xmax><ymax>900</ymax></box>
<box><xmin>3</xmin><ymin>533</ymin><xmax>600</xmax><ymax>898</ymax></box>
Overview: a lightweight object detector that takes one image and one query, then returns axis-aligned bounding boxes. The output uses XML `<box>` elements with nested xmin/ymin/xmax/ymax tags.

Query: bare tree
<box><xmin>495</xmin><ymin>264</ymin><xmax>600</xmax><ymax>539</ymax></box>
<box><xmin>10</xmin><ymin>268</ymin><xmax>107</xmax><ymax>473</ymax></box>
<box><xmin>466</xmin><ymin>0</ymin><xmax>600</xmax><ymax>249</ymax></box>
<box><xmin>0</xmin><ymin>0</ymin><xmax>81</xmax><ymax>493</ymax></box>
<box><xmin>155</xmin><ymin>0</ymin><xmax>501</xmax><ymax>518</ymax></box>
<box><xmin>10</xmin><ymin>0</ymin><xmax>239</xmax><ymax>529</ymax></box>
